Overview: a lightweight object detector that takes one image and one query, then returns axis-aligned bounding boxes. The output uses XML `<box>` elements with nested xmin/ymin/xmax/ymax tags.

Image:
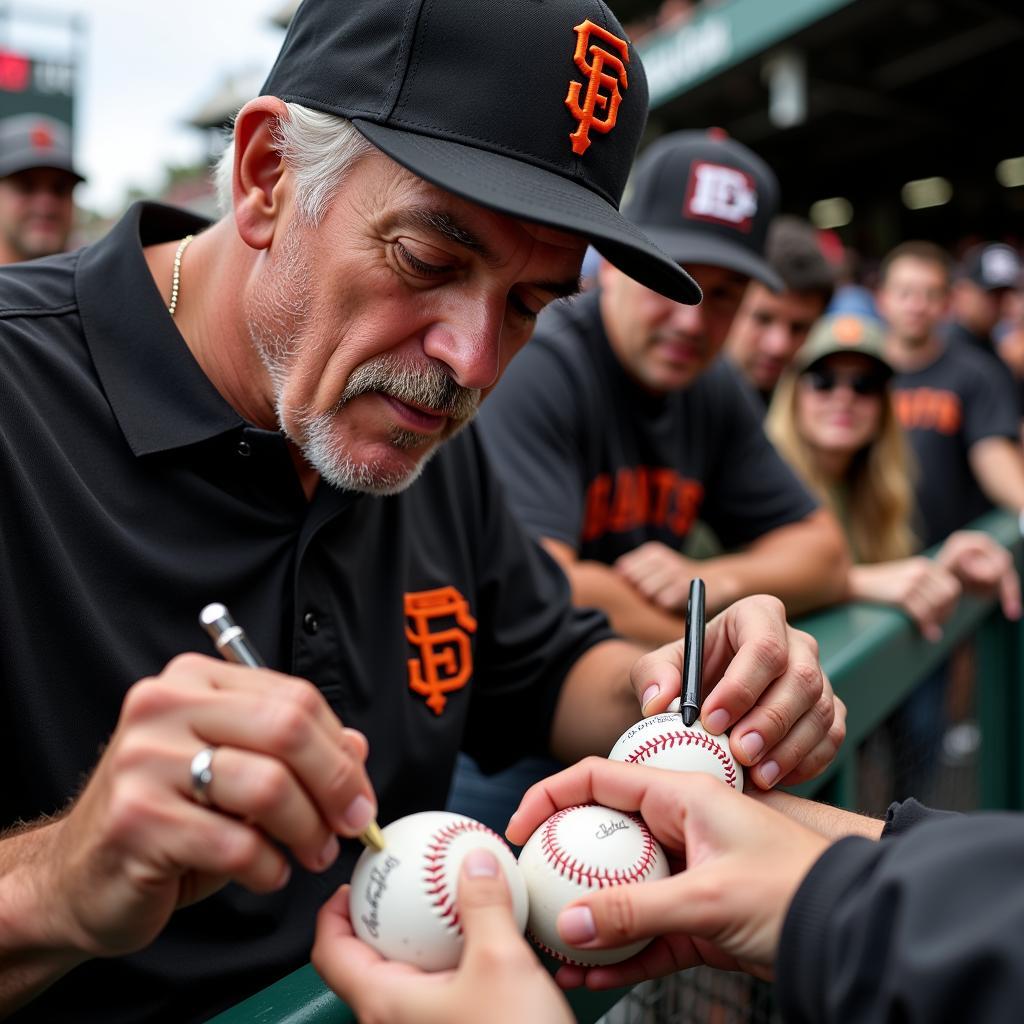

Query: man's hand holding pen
<box><xmin>630</xmin><ymin>593</ymin><xmax>844</xmax><ymax>790</ymax></box>
<box><xmin>18</xmin><ymin>652</ymin><xmax>379</xmax><ymax>963</ymax></box>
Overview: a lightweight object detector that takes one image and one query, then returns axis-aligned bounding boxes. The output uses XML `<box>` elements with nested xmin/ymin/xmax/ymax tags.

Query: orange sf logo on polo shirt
<box><xmin>565</xmin><ymin>20</ymin><xmax>630</xmax><ymax>156</ymax></box>
<box><xmin>405</xmin><ymin>587</ymin><xmax>478</xmax><ymax>715</ymax></box>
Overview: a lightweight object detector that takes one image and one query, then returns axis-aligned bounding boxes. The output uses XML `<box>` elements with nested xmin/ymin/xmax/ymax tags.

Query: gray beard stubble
<box><xmin>246</xmin><ymin>228</ymin><xmax>480</xmax><ymax>495</ymax></box>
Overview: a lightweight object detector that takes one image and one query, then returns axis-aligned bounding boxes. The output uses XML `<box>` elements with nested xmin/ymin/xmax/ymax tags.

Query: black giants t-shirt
<box><xmin>940</xmin><ymin>318</ymin><xmax>1024</xmax><ymax>414</ymax></box>
<box><xmin>477</xmin><ymin>290</ymin><xmax>817</xmax><ymax>563</ymax></box>
<box><xmin>891</xmin><ymin>341</ymin><xmax>1020</xmax><ymax>547</ymax></box>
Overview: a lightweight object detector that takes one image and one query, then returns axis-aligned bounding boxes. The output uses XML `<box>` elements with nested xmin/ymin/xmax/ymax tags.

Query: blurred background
<box><xmin>1</xmin><ymin>0</ymin><xmax>1020</xmax><ymax>265</ymax></box>
<box><xmin>3</xmin><ymin>3</ymin><xmax>1021</xmax><ymax>1021</ymax></box>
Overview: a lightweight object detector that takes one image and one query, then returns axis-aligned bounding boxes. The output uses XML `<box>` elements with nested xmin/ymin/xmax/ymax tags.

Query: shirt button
<box><xmin>302</xmin><ymin>612</ymin><xmax>320</xmax><ymax>636</ymax></box>
<box><xmin>237</xmin><ymin>439</ymin><xmax>252</xmax><ymax>457</ymax></box>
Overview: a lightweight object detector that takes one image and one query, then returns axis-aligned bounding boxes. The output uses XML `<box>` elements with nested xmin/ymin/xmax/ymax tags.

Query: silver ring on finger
<box><xmin>189</xmin><ymin>745</ymin><xmax>218</xmax><ymax>806</ymax></box>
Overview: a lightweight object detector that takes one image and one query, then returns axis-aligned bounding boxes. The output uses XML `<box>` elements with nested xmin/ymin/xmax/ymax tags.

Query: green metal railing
<box><xmin>208</xmin><ymin>509</ymin><xmax>1023</xmax><ymax>1023</ymax></box>
<box><xmin>792</xmin><ymin>508</ymin><xmax>1024</xmax><ymax>810</ymax></box>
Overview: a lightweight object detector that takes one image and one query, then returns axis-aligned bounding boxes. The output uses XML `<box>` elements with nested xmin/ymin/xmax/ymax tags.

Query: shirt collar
<box><xmin>75</xmin><ymin>201</ymin><xmax>244</xmax><ymax>456</ymax></box>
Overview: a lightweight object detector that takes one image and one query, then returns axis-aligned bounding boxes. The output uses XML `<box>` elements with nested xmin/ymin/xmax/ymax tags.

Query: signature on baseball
<box><xmin>595</xmin><ymin>818</ymin><xmax>629</xmax><ymax>840</ymax></box>
<box><xmin>359</xmin><ymin>855</ymin><xmax>401</xmax><ymax>938</ymax></box>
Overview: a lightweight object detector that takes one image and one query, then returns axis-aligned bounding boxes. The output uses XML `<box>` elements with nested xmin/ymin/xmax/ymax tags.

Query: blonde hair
<box><xmin>765</xmin><ymin>365</ymin><xmax>917</xmax><ymax>563</ymax></box>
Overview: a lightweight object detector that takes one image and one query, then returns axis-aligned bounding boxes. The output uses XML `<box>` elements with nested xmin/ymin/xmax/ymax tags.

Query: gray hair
<box><xmin>215</xmin><ymin>103</ymin><xmax>376</xmax><ymax>225</ymax></box>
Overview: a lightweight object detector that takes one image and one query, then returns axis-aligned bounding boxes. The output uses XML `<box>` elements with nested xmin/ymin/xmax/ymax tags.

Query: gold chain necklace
<box><xmin>167</xmin><ymin>234</ymin><xmax>195</xmax><ymax>317</ymax></box>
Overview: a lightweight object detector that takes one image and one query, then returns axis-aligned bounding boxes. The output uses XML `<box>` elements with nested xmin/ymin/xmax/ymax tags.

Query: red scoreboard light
<box><xmin>0</xmin><ymin>49</ymin><xmax>31</xmax><ymax>93</ymax></box>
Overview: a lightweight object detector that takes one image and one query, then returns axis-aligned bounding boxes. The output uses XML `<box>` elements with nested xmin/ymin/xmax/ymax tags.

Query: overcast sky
<box><xmin>6</xmin><ymin>1</ymin><xmax>287</xmax><ymax>214</ymax></box>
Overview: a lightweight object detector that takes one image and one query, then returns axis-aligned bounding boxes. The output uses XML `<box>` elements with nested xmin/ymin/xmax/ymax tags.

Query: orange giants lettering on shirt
<box><xmin>892</xmin><ymin>388</ymin><xmax>962</xmax><ymax>435</ymax></box>
<box><xmin>405</xmin><ymin>586</ymin><xmax>478</xmax><ymax>715</ymax></box>
<box><xmin>565</xmin><ymin>19</ymin><xmax>630</xmax><ymax>156</ymax></box>
<box><xmin>582</xmin><ymin>467</ymin><xmax>705</xmax><ymax>543</ymax></box>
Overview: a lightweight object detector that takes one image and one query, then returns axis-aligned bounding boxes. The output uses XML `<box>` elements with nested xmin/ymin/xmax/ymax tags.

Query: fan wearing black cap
<box><xmin>943</xmin><ymin>242</ymin><xmax>1023</xmax><ymax>362</ymax></box>
<box><xmin>0</xmin><ymin>113</ymin><xmax>84</xmax><ymax>265</ymax></box>
<box><xmin>477</xmin><ymin>130</ymin><xmax>850</xmax><ymax>649</ymax></box>
<box><xmin>0</xmin><ymin>3</ymin><xmax>844</xmax><ymax>1022</ymax></box>
<box><xmin>940</xmin><ymin>241</ymin><xmax>1024</xmax><ymax>417</ymax></box>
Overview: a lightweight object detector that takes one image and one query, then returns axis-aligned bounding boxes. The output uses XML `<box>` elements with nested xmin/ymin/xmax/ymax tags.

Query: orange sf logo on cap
<box><xmin>565</xmin><ymin>20</ymin><xmax>630</xmax><ymax>157</ymax></box>
<box><xmin>832</xmin><ymin>316</ymin><xmax>865</xmax><ymax>345</ymax></box>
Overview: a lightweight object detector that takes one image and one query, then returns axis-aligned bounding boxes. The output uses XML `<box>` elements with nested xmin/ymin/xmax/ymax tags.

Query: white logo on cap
<box><xmin>981</xmin><ymin>246</ymin><xmax>1020</xmax><ymax>288</ymax></box>
<box><xmin>684</xmin><ymin>161</ymin><xmax>758</xmax><ymax>232</ymax></box>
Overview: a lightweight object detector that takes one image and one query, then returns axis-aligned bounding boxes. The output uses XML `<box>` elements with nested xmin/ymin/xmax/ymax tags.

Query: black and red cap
<box><xmin>260</xmin><ymin>0</ymin><xmax>700</xmax><ymax>304</ymax></box>
<box><xmin>622</xmin><ymin>129</ymin><xmax>782</xmax><ymax>291</ymax></box>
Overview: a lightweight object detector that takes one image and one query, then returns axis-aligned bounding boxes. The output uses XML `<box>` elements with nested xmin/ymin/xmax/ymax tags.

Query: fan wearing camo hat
<box><xmin>477</xmin><ymin>129</ymin><xmax>850</xmax><ymax>649</ymax></box>
<box><xmin>0</xmin><ymin>3</ymin><xmax>844</xmax><ymax>1021</ymax></box>
<box><xmin>0</xmin><ymin>113</ymin><xmax>84</xmax><ymax>265</ymax></box>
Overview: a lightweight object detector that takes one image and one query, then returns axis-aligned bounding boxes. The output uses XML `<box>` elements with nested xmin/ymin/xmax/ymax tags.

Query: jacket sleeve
<box><xmin>776</xmin><ymin>808</ymin><xmax>1024</xmax><ymax>1024</ymax></box>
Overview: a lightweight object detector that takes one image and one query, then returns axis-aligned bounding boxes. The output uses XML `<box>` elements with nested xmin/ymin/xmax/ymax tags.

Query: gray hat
<box><xmin>0</xmin><ymin>114</ymin><xmax>85</xmax><ymax>182</ymax></box>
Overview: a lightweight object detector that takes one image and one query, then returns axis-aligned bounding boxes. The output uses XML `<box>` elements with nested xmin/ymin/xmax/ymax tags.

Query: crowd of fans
<box><xmin>1</xmin><ymin>4</ymin><xmax>1023</xmax><ymax>1015</ymax></box>
<box><xmin>448</xmin><ymin>129</ymin><xmax>1024</xmax><ymax>826</ymax></box>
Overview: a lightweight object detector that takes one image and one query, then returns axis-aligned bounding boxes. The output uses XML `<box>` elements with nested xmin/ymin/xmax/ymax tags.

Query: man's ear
<box><xmin>231</xmin><ymin>97</ymin><xmax>292</xmax><ymax>251</ymax></box>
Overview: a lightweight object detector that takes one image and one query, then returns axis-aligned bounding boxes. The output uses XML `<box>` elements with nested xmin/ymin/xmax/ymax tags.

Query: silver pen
<box><xmin>199</xmin><ymin>602</ymin><xmax>386</xmax><ymax>852</ymax></box>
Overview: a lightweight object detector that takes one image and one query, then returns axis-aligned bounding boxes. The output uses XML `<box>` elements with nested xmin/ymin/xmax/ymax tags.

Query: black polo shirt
<box><xmin>0</xmin><ymin>203</ymin><xmax>611</xmax><ymax>1023</ymax></box>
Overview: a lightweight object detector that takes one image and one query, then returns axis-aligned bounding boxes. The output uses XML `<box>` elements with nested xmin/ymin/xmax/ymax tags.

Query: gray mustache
<box><xmin>340</xmin><ymin>355</ymin><xmax>481</xmax><ymax>422</ymax></box>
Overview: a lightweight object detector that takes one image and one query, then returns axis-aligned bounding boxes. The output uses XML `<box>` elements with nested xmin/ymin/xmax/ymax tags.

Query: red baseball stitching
<box><xmin>539</xmin><ymin>805</ymin><xmax>658</xmax><ymax>888</ymax></box>
<box><xmin>626</xmin><ymin>730</ymin><xmax>738</xmax><ymax>787</ymax></box>
<box><xmin>528</xmin><ymin>931</ymin><xmax>605</xmax><ymax>966</ymax></box>
<box><xmin>422</xmin><ymin>819</ymin><xmax>498</xmax><ymax>934</ymax></box>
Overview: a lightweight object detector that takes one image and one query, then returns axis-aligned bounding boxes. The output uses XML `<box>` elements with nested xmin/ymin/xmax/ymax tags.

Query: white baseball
<box><xmin>517</xmin><ymin>803</ymin><xmax>669</xmax><ymax>966</ymax></box>
<box><xmin>349</xmin><ymin>810</ymin><xmax>528</xmax><ymax>971</ymax></box>
<box><xmin>608</xmin><ymin>698</ymin><xmax>743</xmax><ymax>790</ymax></box>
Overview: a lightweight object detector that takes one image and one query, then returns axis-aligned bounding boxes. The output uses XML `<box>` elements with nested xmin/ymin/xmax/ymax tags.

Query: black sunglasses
<box><xmin>803</xmin><ymin>367</ymin><xmax>888</xmax><ymax>397</ymax></box>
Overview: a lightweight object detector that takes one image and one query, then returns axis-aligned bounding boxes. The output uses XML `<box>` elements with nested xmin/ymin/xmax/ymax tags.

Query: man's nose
<box><xmin>421</xmin><ymin>297</ymin><xmax>504</xmax><ymax>390</ymax></box>
<box><xmin>761</xmin><ymin>323</ymin><xmax>794</xmax><ymax>357</ymax></box>
<box><xmin>665</xmin><ymin>299</ymin><xmax>705</xmax><ymax>334</ymax></box>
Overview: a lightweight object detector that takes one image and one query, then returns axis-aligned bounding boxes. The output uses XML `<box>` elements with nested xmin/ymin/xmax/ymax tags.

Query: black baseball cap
<box><xmin>959</xmin><ymin>242</ymin><xmax>1022</xmax><ymax>291</ymax></box>
<box><xmin>260</xmin><ymin>0</ymin><xmax>700</xmax><ymax>305</ymax></box>
<box><xmin>0</xmin><ymin>113</ymin><xmax>85</xmax><ymax>182</ymax></box>
<box><xmin>621</xmin><ymin>129</ymin><xmax>782</xmax><ymax>291</ymax></box>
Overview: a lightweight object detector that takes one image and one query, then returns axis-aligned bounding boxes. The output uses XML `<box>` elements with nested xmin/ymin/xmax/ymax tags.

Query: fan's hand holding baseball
<box><xmin>8</xmin><ymin>654</ymin><xmax>376</xmax><ymax>965</ymax></box>
<box><xmin>506</xmin><ymin>758</ymin><xmax>830</xmax><ymax>990</ymax></box>
<box><xmin>312</xmin><ymin>851</ymin><xmax>573</xmax><ymax>1024</ymax></box>
<box><xmin>633</xmin><ymin>594</ymin><xmax>845</xmax><ymax>788</ymax></box>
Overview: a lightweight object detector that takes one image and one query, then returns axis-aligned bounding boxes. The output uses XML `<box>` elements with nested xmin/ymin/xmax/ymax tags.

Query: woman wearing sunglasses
<box><xmin>766</xmin><ymin>314</ymin><xmax>1017</xmax><ymax>640</ymax></box>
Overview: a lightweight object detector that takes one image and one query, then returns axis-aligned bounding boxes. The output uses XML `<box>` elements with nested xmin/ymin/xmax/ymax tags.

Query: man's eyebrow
<box><xmin>392</xmin><ymin>206</ymin><xmax>583</xmax><ymax>300</ymax></box>
<box><xmin>394</xmin><ymin>208</ymin><xmax>497</xmax><ymax>263</ymax></box>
